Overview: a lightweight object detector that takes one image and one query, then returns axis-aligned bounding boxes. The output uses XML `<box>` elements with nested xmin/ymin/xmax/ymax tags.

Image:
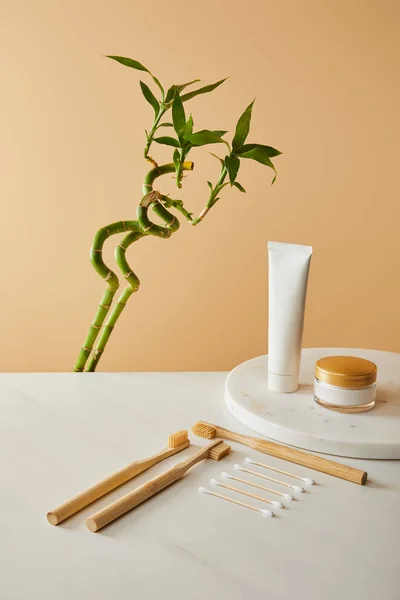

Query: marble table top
<box><xmin>1</xmin><ymin>372</ymin><xmax>400</xmax><ymax>600</ymax></box>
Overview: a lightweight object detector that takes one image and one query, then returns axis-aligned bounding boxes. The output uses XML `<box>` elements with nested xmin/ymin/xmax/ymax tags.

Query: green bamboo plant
<box><xmin>74</xmin><ymin>55</ymin><xmax>281</xmax><ymax>372</ymax></box>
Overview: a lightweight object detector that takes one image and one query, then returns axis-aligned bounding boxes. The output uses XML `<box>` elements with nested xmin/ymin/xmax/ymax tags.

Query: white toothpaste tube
<box><xmin>268</xmin><ymin>241</ymin><xmax>313</xmax><ymax>393</ymax></box>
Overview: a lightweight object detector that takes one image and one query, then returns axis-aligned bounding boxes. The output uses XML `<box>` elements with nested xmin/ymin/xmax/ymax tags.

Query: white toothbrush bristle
<box><xmin>221</xmin><ymin>471</ymin><xmax>232</xmax><ymax>478</ymax></box>
<box><xmin>272</xmin><ymin>500</ymin><xmax>284</xmax><ymax>508</ymax></box>
<box><xmin>198</xmin><ymin>486</ymin><xmax>207</xmax><ymax>494</ymax></box>
<box><xmin>210</xmin><ymin>478</ymin><xmax>220</xmax><ymax>486</ymax></box>
<box><xmin>284</xmin><ymin>493</ymin><xmax>295</xmax><ymax>501</ymax></box>
<box><xmin>260</xmin><ymin>509</ymin><xmax>274</xmax><ymax>518</ymax></box>
<box><xmin>302</xmin><ymin>477</ymin><xmax>315</xmax><ymax>485</ymax></box>
<box><xmin>294</xmin><ymin>485</ymin><xmax>305</xmax><ymax>493</ymax></box>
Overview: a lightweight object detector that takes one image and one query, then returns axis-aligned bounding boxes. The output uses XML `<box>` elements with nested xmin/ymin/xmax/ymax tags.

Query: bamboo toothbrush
<box><xmin>221</xmin><ymin>471</ymin><xmax>294</xmax><ymax>501</ymax></box>
<box><xmin>234</xmin><ymin>464</ymin><xmax>304</xmax><ymax>492</ymax></box>
<box><xmin>47</xmin><ymin>430</ymin><xmax>190</xmax><ymax>525</ymax></box>
<box><xmin>245</xmin><ymin>457</ymin><xmax>315</xmax><ymax>485</ymax></box>
<box><xmin>198</xmin><ymin>486</ymin><xmax>273</xmax><ymax>518</ymax></box>
<box><xmin>191</xmin><ymin>421</ymin><xmax>367</xmax><ymax>485</ymax></box>
<box><xmin>86</xmin><ymin>439</ymin><xmax>231</xmax><ymax>532</ymax></box>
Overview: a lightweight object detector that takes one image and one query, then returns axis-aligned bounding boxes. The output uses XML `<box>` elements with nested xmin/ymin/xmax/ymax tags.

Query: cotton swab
<box><xmin>221</xmin><ymin>471</ymin><xmax>294</xmax><ymax>501</ymax></box>
<box><xmin>234</xmin><ymin>464</ymin><xmax>305</xmax><ymax>493</ymax></box>
<box><xmin>210</xmin><ymin>478</ymin><xmax>281</xmax><ymax>510</ymax></box>
<box><xmin>246</xmin><ymin>457</ymin><xmax>315</xmax><ymax>485</ymax></box>
<box><xmin>198</xmin><ymin>486</ymin><xmax>273</xmax><ymax>517</ymax></box>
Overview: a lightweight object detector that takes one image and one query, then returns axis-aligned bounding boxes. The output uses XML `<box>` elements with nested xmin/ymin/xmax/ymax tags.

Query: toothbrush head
<box><xmin>284</xmin><ymin>493</ymin><xmax>295</xmax><ymax>501</ymax></box>
<box><xmin>221</xmin><ymin>471</ymin><xmax>232</xmax><ymax>479</ymax></box>
<box><xmin>302</xmin><ymin>477</ymin><xmax>315</xmax><ymax>485</ymax></box>
<box><xmin>210</xmin><ymin>478</ymin><xmax>220</xmax><ymax>486</ymax></box>
<box><xmin>260</xmin><ymin>509</ymin><xmax>274</xmax><ymax>518</ymax></box>
<box><xmin>271</xmin><ymin>500</ymin><xmax>284</xmax><ymax>509</ymax></box>
<box><xmin>294</xmin><ymin>485</ymin><xmax>305</xmax><ymax>493</ymax></box>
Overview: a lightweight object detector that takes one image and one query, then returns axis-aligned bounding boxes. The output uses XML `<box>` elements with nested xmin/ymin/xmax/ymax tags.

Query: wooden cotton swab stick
<box><xmin>198</xmin><ymin>487</ymin><xmax>273</xmax><ymax>518</ymax></box>
<box><xmin>221</xmin><ymin>471</ymin><xmax>294</xmax><ymax>501</ymax></box>
<box><xmin>210</xmin><ymin>478</ymin><xmax>282</xmax><ymax>509</ymax></box>
<box><xmin>246</xmin><ymin>457</ymin><xmax>315</xmax><ymax>485</ymax></box>
<box><xmin>234</xmin><ymin>464</ymin><xmax>305</xmax><ymax>493</ymax></box>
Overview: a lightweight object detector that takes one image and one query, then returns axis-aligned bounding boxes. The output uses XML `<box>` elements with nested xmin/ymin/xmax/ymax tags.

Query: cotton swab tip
<box><xmin>284</xmin><ymin>493</ymin><xmax>295</xmax><ymax>501</ymax></box>
<box><xmin>272</xmin><ymin>500</ymin><xmax>284</xmax><ymax>508</ymax></box>
<box><xmin>260</xmin><ymin>509</ymin><xmax>274</xmax><ymax>518</ymax></box>
<box><xmin>221</xmin><ymin>471</ymin><xmax>232</xmax><ymax>478</ymax></box>
<box><xmin>302</xmin><ymin>477</ymin><xmax>315</xmax><ymax>485</ymax></box>
<box><xmin>210</xmin><ymin>478</ymin><xmax>220</xmax><ymax>486</ymax></box>
<box><xmin>198</xmin><ymin>486</ymin><xmax>207</xmax><ymax>494</ymax></box>
<box><xmin>234</xmin><ymin>463</ymin><xmax>243</xmax><ymax>471</ymax></box>
<box><xmin>294</xmin><ymin>485</ymin><xmax>305</xmax><ymax>493</ymax></box>
<box><xmin>245</xmin><ymin>457</ymin><xmax>255</xmax><ymax>464</ymax></box>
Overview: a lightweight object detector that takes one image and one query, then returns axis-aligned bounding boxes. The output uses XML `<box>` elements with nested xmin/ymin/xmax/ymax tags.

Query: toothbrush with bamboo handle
<box><xmin>86</xmin><ymin>439</ymin><xmax>231</xmax><ymax>532</ymax></box>
<box><xmin>47</xmin><ymin>430</ymin><xmax>189</xmax><ymax>525</ymax></box>
<box><xmin>192</xmin><ymin>421</ymin><xmax>368</xmax><ymax>485</ymax></box>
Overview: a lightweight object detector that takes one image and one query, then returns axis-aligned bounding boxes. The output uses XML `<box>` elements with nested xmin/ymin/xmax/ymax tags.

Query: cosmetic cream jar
<box><xmin>314</xmin><ymin>356</ymin><xmax>377</xmax><ymax>413</ymax></box>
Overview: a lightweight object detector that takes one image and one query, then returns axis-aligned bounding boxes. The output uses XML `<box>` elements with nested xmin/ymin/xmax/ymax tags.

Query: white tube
<box><xmin>268</xmin><ymin>241</ymin><xmax>313</xmax><ymax>393</ymax></box>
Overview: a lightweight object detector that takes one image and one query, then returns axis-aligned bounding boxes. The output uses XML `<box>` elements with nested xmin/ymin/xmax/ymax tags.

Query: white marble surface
<box><xmin>225</xmin><ymin>348</ymin><xmax>400</xmax><ymax>459</ymax></box>
<box><xmin>1</xmin><ymin>372</ymin><xmax>400</xmax><ymax>600</ymax></box>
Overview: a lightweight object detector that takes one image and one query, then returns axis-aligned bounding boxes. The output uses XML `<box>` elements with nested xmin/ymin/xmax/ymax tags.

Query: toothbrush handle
<box><xmin>215</xmin><ymin>426</ymin><xmax>367</xmax><ymax>485</ymax></box>
<box><xmin>86</xmin><ymin>444</ymin><xmax>213</xmax><ymax>532</ymax></box>
<box><xmin>47</xmin><ymin>441</ymin><xmax>190</xmax><ymax>525</ymax></box>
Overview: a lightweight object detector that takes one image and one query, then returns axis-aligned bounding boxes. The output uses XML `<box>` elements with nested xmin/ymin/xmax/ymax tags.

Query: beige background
<box><xmin>1</xmin><ymin>0</ymin><xmax>399</xmax><ymax>372</ymax></box>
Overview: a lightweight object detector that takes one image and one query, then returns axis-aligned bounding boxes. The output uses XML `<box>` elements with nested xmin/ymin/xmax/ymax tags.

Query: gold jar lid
<box><xmin>315</xmin><ymin>356</ymin><xmax>377</xmax><ymax>388</ymax></box>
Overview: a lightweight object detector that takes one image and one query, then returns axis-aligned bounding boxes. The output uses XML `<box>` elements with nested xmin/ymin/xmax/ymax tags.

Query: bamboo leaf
<box><xmin>157</xmin><ymin>122</ymin><xmax>174</xmax><ymax>128</ymax></box>
<box><xmin>139</xmin><ymin>81</ymin><xmax>159</xmax><ymax>115</ymax></box>
<box><xmin>184</xmin><ymin>129</ymin><xmax>228</xmax><ymax>147</ymax></box>
<box><xmin>237</xmin><ymin>143</ymin><xmax>282</xmax><ymax>158</ymax></box>
<box><xmin>154</xmin><ymin>136</ymin><xmax>181</xmax><ymax>148</ymax></box>
<box><xmin>181</xmin><ymin>78</ymin><xmax>228</xmax><ymax>102</ymax></box>
<box><xmin>239</xmin><ymin>146</ymin><xmax>276</xmax><ymax>170</ymax></box>
<box><xmin>207</xmin><ymin>181</ymin><xmax>213</xmax><ymax>190</ymax></box>
<box><xmin>232</xmin><ymin>100</ymin><xmax>255</xmax><ymax>152</ymax></box>
<box><xmin>172</xmin><ymin>92</ymin><xmax>186</xmax><ymax>136</ymax></box>
<box><xmin>233</xmin><ymin>181</ymin><xmax>246</xmax><ymax>193</ymax></box>
<box><xmin>225</xmin><ymin>154</ymin><xmax>240</xmax><ymax>185</ymax></box>
<box><xmin>210</xmin><ymin>152</ymin><xmax>224</xmax><ymax>165</ymax></box>
<box><xmin>180</xmin><ymin>115</ymin><xmax>194</xmax><ymax>138</ymax></box>
<box><xmin>165</xmin><ymin>80</ymin><xmax>201</xmax><ymax>103</ymax></box>
<box><xmin>106</xmin><ymin>55</ymin><xmax>164</xmax><ymax>98</ymax></box>
<box><xmin>213</xmin><ymin>130</ymin><xmax>228</xmax><ymax>137</ymax></box>
<box><xmin>173</xmin><ymin>149</ymin><xmax>180</xmax><ymax>170</ymax></box>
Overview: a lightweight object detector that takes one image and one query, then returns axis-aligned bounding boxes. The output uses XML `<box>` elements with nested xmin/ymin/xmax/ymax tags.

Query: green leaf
<box><xmin>233</xmin><ymin>181</ymin><xmax>246</xmax><ymax>193</ymax></box>
<box><xmin>172</xmin><ymin>92</ymin><xmax>186</xmax><ymax>136</ymax></box>
<box><xmin>165</xmin><ymin>80</ymin><xmax>201</xmax><ymax>103</ymax></box>
<box><xmin>210</xmin><ymin>152</ymin><xmax>224</xmax><ymax>165</ymax></box>
<box><xmin>173</xmin><ymin>149</ymin><xmax>180</xmax><ymax>169</ymax></box>
<box><xmin>154</xmin><ymin>136</ymin><xmax>181</xmax><ymax>148</ymax></box>
<box><xmin>232</xmin><ymin>100</ymin><xmax>255</xmax><ymax>152</ymax></box>
<box><xmin>139</xmin><ymin>81</ymin><xmax>159</xmax><ymax>115</ymax></box>
<box><xmin>181</xmin><ymin>78</ymin><xmax>228</xmax><ymax>102</ymax></box>
<box><xmin>180</xmin><ymin>115</ymin><xmax>194</xmax><ymax>138</ymax></box>
<box><xmin>157</xmin><ymin>122</ymin><xmax>174</xmax><ymax>128</ymax></box>
<box><xmin>106</xmin><ymin>55</ymin><xmax>164</xmax><ymax>98</ymax></box>
<box><xmin>239</xmin><ymin>146</ymin><xmax>276</xmax><ymax>169</ymax></box>
<box><xmin>237</xmin><ymin>143</ymin><xmax>282</xmax><ymax>158</ymax></box>
<box><xmin>213</xmin><ymin>130</ymin><xmax>228</xmax><ymax>137</ymax></box>
<box><xmin>207</xmin><ymin>181</ymin><xmax>213</xmax><ymax>191</ymax></box>
<box><xmin>184</xmin><ymin>129</ymin><xmax>228</xmax><ymax>147</ymax></box>
<box><xmin>225</xmin><ymin>154</ymin><xmax>240</xmax><ymax>185</ymax></box>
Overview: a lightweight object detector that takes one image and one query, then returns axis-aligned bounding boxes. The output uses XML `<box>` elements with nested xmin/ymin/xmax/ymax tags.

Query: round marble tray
<box><xmin>225</xmin><ymin>348</ymin><xmax>400</xmax><ymax>459</ymax></box>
